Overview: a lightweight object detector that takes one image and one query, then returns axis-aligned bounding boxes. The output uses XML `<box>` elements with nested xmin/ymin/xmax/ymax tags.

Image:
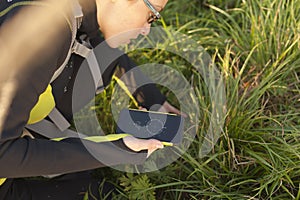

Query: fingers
<box><xmin>140</xmin><ymin>102</ymin><xmax>187</xmax><ymax>117</ymax></box>
<box><xmin>160</xmin><ymin>101</ymin><xmax>188</xmax><ymax>118</ymax></box>
<box><xmin>138</xmin><ymin>106</ymin><xmax>147</xmax><ymax>111</ymax></box>
<box><xmin>122</xmin><ymin>136</ymin><xmax>143</xmax><ymax>152</ymax></box>
<box><xmin>170</xmin><ymin>106</ymin><xmax>188</xmax><ymax>118</ymax></box>
<box><xmin>146</xmin><ymin>139</ymin><xmax>164</xmax><ymax>158</ymax></box>
<box><xmin>147</xmin><ymin>139</ymin><xmax>164</xmax><ymax>149</ymax></box>
<box><xmin>122</xmin><ymin>136</ymin><xmax>164</xmax><ymax>157</ymax></box>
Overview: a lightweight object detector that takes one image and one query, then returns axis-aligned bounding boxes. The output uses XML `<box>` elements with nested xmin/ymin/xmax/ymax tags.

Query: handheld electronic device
<box><xmin>116</xmin><ymin>109</ymin><xmax>184</xmax><ymax>145</ymax></box>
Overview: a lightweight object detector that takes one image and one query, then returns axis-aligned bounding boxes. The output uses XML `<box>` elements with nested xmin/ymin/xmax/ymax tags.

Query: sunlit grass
<box><xmin>93</xmin><ymin>0</ymin><xmax>300</xmax><ymax>199</ymax></box>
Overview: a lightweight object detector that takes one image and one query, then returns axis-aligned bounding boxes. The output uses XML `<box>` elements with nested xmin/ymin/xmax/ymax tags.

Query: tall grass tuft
<box><xmin>93</xmin><ymin>0</ymin><xmax>300</xmax><ymax>199</ymax></box>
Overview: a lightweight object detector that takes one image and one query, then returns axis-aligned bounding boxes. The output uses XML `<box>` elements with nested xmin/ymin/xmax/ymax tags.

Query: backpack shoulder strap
<box><xmin>26</xmin><ymin>0</ymin><xmax>83</xmax><ymax>135</ymax></box>
<box><xmin>50</xmin><ymin>0</ymin><xmax>83</xmax><ymax>83</ymax></box>
<box><xmin>72</xmin><ymin>39</ymin><xmax>104</xmax><ymax>92</ymax></box>
<box><xmin>28</xmin><ymin>0</ymin><xmax>104</xmax><ymax>137</ymax></box>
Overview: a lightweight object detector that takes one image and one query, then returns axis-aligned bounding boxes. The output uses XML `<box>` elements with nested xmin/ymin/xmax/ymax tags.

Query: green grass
<box><xmin>93</xmin><ymin>0</ymin><xmax>300</xmax><ymax>199</ymax></box>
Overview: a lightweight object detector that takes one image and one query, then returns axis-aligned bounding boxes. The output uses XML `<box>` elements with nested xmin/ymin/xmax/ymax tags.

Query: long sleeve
<box><xmin>0</xmin><ymin>137</ymin><xmax>146</xmax><ymax>178</ymax></box>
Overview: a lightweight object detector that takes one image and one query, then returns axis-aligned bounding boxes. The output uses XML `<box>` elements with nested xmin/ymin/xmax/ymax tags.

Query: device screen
<box><xmin>116</xmin><ymin>109</ymin><xmax>184</xmax><ymax>144</ymax></box>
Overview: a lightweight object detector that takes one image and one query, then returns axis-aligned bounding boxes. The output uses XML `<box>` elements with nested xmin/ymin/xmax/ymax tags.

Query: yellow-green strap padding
<box><xmin>52</xmin><ymin>133</ymin><xmax>130</xmax><ymax>142</ymax></box>
<box><xmin>0</xmin><ymin>1</ymin><xmax>72</xmax><ymax>31</ymax></box>
<box><xmin>0</xmin><ymin>178</ymin><xmax>6</xmax><ymax>186</ymax></box>
<box><xmin>27</xmin><ymin>85</ymin><xmax>55</xmax><ymax>124</ymax></box>
<box><xmin>51</xmin><ymin>133</ymin><xmax>173</xmax><ymax>146</ymax></box>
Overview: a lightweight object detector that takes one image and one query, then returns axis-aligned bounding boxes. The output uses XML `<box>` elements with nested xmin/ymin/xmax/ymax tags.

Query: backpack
<box><xmin>0</xmin><ymin>0</ymin><xmax>132</xmax><ymax>184</ymax></box>
<box><xmin>0</xmin><ymin>0</ymin><xmax>104</xmax><ymax>139</ymax></box>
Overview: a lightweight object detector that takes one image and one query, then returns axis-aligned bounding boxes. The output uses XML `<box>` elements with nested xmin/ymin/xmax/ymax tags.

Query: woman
<box><xmin>0</xmin><ymin>0</ymin><xmax>181</xmax><ymax>199</ymax></box>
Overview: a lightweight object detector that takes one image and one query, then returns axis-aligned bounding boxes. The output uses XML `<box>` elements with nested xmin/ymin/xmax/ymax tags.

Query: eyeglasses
<box><xmin>143</xmin><ymin>0</ymin><xmax>161</xmax><ymax>24</ymax></box>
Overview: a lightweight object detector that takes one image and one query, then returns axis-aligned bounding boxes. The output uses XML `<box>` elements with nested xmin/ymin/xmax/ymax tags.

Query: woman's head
<box><xmin>95</xmin><ymin>0</ymin><xmax>168</xmax><ymax>47</ymax></box>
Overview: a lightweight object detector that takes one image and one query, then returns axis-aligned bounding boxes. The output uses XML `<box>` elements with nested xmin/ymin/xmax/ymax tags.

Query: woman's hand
<box><xmin>122</xmin><ymin>136</ymin><xmax>164</xmax><ymax>158</ymax></box>
<box><xmin>158</xmin><ymin>101</ymin><xmax>187</xmax><ymax>118</ymax></box>
<box><xmin>123</xmin><ymin>102</ymin><xmax>185</xmax><ymax>158</ymax></box>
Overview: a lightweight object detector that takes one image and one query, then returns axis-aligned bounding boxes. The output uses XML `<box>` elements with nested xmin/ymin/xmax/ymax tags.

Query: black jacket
<box><xmin>0</xmin><ymin>0</ymin><xmax>165</xmax><ymax>178</ymax></box>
